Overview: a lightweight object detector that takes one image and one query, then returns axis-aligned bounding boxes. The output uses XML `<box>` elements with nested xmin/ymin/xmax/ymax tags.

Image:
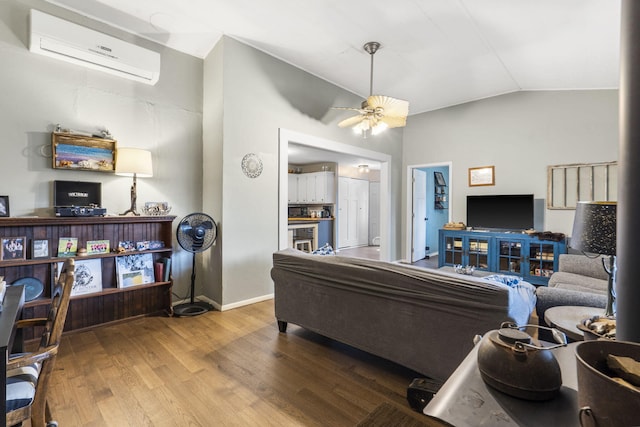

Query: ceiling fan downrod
<box><xmin>364</xmin><ymin>41</ymin><xmax>380</xmax><ymax>96</ymax></box>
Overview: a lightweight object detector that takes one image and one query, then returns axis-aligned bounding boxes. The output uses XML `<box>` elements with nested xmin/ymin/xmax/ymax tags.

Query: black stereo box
<box><xmin>54</xmin><ymin>180</ymin><xmax>106</xmax><ymax>217</ymax></box>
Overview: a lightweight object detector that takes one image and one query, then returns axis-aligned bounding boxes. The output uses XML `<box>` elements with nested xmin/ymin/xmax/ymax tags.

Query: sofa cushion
<box><xmin>557</xmin><ymin>254</ymin><xmax>609</xmax><ymax>281</ymax></box>
<box><xmin>548</xmin><ymin>272</ymin><xmax>608</xmax><ymax>295</ymax></box>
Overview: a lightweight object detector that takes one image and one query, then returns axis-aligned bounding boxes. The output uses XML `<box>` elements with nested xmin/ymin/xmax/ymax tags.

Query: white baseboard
<box><xmin>173</xmin><ymin>294</ymin><xmax>274</xmax><ymax>312</ymax></box>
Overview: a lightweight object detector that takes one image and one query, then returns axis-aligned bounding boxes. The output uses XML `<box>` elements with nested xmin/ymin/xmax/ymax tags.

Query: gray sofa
<box><xmin>535</xmin><ymin>254</ymin><xmax>609</xmax><ymax>339</ymax></box>
<box><xmin>271</xmin><ymin>248</ymin><xmax>536</xmax><ymax>382</ymax></box>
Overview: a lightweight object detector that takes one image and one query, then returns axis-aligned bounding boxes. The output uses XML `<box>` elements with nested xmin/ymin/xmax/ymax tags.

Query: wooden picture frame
<box><xmin>0</xmin><ymin>195</ymin><xmax>9</xmax><ymax>217</ymax></box>
<box><xmin>1</xmin><ymin>236</ymin><xmax>26</xmax><ymax>261</ymax></box>
<box><xmin>31</xmin><ymin>239</ymin><xmax>50</xmax><ymax>259</ymax></box>
<box><xmin>52</xmin><ymin>132</ymin><xmax>117</xmax><ymax>172</ymax></box>
<box><xmin>469</xmin><ymin>166</ymin><xmax>495</xmax><ymax>187</ymax></box>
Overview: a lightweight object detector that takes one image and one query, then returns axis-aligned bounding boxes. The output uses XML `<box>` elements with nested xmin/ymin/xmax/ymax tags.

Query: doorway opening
<box><xmin>278</xmin><ymin>129</ymin><xmax>392</xmax><ymax>261</ymax></box>
<box><xmin>405</xmin><ymin>162</ymin><xmax>452</xmax><ymax>265</ymax></box>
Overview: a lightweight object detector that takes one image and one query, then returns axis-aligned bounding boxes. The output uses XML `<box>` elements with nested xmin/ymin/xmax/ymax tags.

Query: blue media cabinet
<box><xmin>438</xmin><ymin>229</ymin><xmax>567</xmax><ymax>286</ymax></box>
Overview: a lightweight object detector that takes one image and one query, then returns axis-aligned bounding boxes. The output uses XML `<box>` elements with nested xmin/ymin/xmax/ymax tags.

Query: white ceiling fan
<box><xmin>333</xmin><ymin>41</ymin><xmax>409</xmax><ymax>137</ymax></box>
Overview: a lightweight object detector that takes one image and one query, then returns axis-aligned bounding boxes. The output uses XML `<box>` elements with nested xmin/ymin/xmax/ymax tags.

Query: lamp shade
<box><xmin>115</xmin><ymin>148</ymin><xmax>153</xmax><ymax>177</ymax></box>
<box><xmin>570</xmin><ymin>201</ymin><xmax>617</xmax><ymax>256</ymax></box>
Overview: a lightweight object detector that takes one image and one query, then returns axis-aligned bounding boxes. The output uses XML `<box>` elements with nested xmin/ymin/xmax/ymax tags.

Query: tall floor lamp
<box><xmin>570</xmin><ymin>201</ymin><xmax>617</xmax><ymax>317</ymax></box>
<box><xmin>116</xmin><ymin>148</ymin><xmax>153</xmax><ymax>216</ymax></box>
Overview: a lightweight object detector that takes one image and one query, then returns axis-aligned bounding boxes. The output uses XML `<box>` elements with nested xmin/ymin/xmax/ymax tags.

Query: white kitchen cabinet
<box><xmin>296</xmin><ymin>174</ymin><xmax>310</xmax><ymax>202</ymax></box>
<box><xmin>288</xmin><ymin>174</ymin><xmax>298</xmax><ymax>203</ymax></box>
<box><xmin>289</xmin><ymin>171</ymin><xmax>335</xmax><ymax>204</ymax></box>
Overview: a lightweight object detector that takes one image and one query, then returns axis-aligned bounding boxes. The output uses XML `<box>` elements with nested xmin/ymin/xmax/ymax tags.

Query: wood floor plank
<box><xmin>47</xmin><ymin>299</ymin><xmax>430</xmax><ymax>426</ymax></box>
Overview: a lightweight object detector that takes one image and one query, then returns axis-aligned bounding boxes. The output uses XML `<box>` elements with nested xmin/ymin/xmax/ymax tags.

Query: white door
<box><xmin>338</xmin><ymin>177</ymin><xmax>350</xmax><ymax>248</ymax></box>
<box><xmin>412</xmin><ymin>169</ymin><xmax>427</xmax><ymax>262</ymax></box>
<box><xmin>369</xmin><ymin>182</ymin><xmax>380</xmax><ymax>245</ymax></box>
<box><xmin>338</xmin><ymin>177</ymin><xmax>369</xmax><ymax>248</ymax></box>
<box><xmin>355</xmin><ymin>179</ymin><xmax>369</xmax><ymax>246</ymax></box>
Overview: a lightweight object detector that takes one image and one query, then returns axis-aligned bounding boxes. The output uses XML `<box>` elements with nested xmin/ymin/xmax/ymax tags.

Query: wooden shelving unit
<box><xmin>0</xmin><ymin>216</ymin><xmax>175</xmax><ymax>337</ymax></box>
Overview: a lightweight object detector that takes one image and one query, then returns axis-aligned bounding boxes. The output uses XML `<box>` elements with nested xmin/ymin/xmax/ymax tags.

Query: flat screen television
<box><xmin>466</xmin><ymin>194</ymin><xmax>534</xmax><ymax>230</ymax></box>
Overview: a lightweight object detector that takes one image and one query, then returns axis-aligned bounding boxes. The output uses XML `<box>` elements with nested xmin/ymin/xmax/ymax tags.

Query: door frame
<box><xmin>405</xmin><ymin>161</ymin><xmax>453</xmax><ymax>263</ymax></box>
<box><xmin>279</xmin><ymin>129</ymin><xmax>392</xmax><ymax>261</ymax></box>
<box><xmin>411</xmin><ymin>168</ymin><xmax>427</xmax><ymax>262</ymax></box>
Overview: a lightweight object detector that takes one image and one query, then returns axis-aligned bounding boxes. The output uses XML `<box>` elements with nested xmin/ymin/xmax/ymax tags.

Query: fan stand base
<box><xmin>173</xmin><ymin>301</ymin><xmax>214</xmax><ymax>317</ymax></box>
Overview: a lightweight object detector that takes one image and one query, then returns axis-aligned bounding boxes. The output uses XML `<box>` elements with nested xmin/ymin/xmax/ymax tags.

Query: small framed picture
<box><xmin>468</xmin><ymin>166</ymin><xmax>495</xmax><ymax>187</ymax></box>
<box><xmin>31</xmin><ymin>239</ymin><xmax>50</xmax><ymax>259</ymax></box>
<box><xmin>87</xmin><ymin>240</ymin><xmax>110</xmax><ymax>255</ymax></box>
<box><xmin>116</xmin><ymin>253</ymin><xmax>155</xmax><ymax>288</ymax></box>
<box><xmin>1</xmin><ymin>236</ymin><xmax>25</xmax><ymax>261</ymax></box>
<box><xmin>117</xmin><ymin>241</ymin><xmax>135</xmax><ymax>253</ymax></box>
<box><xmin>0</xmin><ymin>196</ymin><xmax>9</xmax><ymax>217</ymax></box>
<box><xmin>434</xmin><ymin>171</ymin><xmax>447</xmax><ymax>186</ymax></box>
<box><xmin>58</xmin><ymin>237</ymin><xmax>78</xmax><ymax>257</ymax></box>
<box><xmin>149</xmin><ymin>240</ymin><xmax>164</xmax><ymax>250</ymax></box>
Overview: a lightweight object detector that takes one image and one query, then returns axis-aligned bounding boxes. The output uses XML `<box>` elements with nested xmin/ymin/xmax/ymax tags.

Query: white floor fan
<box><xmin>173</xmin><ymin>212</ymin><xmax>218</xmax><ymax>317</ymax></box>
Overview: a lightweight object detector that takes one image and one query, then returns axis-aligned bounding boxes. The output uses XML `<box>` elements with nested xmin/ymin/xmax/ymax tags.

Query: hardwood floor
<box><xmin>47</xmin><ymin>299</ymin><xmax>432</xmax><ymax>426</ymax></box>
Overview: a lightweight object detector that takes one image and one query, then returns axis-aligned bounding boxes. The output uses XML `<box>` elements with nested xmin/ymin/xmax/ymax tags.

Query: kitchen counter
<box><xmin>287</xmin><ymin>217</ymin><xmax>333</xmax><ymax>221</ymax></box>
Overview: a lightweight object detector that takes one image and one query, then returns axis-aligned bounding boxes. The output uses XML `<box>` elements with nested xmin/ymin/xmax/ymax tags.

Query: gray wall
<box><xmin>203</xmin><ymin>37</ymin><xmax>404</xmax><ymax>308</ymax></box>
<box><xmin>403</xmin><ymin>90</ymin><xmax>618</xmax><ymax>256</ymax></box>
<box><xmin>0</xmin><ymin>0</ymin><xmax>204</xmax><ymax>297</ymax></box>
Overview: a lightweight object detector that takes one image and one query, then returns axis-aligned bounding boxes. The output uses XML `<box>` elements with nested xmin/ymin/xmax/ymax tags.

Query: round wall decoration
<box><xmin>241</xmin><ymin>153</ymin><xmax>263</xmax><ymax>178</ymax></box>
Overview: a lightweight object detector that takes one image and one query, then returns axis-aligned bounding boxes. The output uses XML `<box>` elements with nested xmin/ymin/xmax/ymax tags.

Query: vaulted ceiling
<box><xmin>44</xmin><ymin>0</ymin><xmax>621</xmax><ymax>115</ymax></box>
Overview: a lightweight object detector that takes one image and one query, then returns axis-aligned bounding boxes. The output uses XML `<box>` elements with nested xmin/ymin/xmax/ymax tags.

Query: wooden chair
<box><xmin>6</xmin><ymin>258</ymin><xmax>75</xmax><ymax>427</ymax></box>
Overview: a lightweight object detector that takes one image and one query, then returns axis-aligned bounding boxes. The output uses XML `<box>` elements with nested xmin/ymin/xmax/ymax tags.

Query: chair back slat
<box><xmin>43</xmin><ymin>259</ymin><xmax>75</xmax><ymax>349</ymax></box>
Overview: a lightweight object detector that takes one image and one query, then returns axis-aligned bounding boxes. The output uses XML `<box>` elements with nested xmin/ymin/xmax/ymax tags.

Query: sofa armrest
<box><xmin>557</xmin><ymin>254</ymin><xmax>609</xmax><ymax>281</ymax></box>
<box><xmin>535</xmin><ymin>286</ymin><xmax>607</xmax><ymax>341</ymax></box>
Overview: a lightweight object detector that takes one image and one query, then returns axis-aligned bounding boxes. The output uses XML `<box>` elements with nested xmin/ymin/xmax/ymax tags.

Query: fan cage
<box><xmin>176</xmin><ymin>213</ymin><xmax>217</xmax><ymax>253</ymax></box>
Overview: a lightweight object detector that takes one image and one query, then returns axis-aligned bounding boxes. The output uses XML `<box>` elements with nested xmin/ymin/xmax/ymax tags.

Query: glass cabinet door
<box><xmin>444</xmin><ymin>235</ymin><xmax>463</xmax><ymax>265</ymax></box>
<box><xmin>466</xmin><ymin>236</ymin><xmax>490</xmax><ymax>270</ymax></box>
<box><xmin>497</xmin><ymin>239</ymin><xmax>524</xmax><ymax>274</ymax></box>
<box><xmin>528</xmin><ymin>242</ymin><xmax>556</xmax><ymax>279</ymax></box>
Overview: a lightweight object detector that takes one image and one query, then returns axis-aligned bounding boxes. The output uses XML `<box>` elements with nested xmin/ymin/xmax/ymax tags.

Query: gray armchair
<box><xmin>535</xmin><ymin>254</ymin><xmax>609</xmax><ymax>340</ymax></box>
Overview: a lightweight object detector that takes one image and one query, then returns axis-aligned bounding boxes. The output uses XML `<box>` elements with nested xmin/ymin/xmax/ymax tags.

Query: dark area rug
<box><xmin>356</xmin><ymin>402</ymin><xmax>453</xmax><ymax>427</ymax></box>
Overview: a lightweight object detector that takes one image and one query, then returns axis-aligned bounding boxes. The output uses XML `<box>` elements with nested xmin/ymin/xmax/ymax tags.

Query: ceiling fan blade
<box><xmin>338</xmin><ymin>114</ymin><xmax>366</xmax><ymax>128</ymax></box>
<box><xmin>379</xmin><ymin>115</ymin><xmax>407</xmax><ymax>129</ymax></box>
<box><xmin>332</xmin><ymin>106</ymin><xmax>367</xmax><ymax>113</ymax></box>
<box><xmin>367</xmin><ymin>95</ymin><xmax>409</xmax><ymax>118</ymax></box>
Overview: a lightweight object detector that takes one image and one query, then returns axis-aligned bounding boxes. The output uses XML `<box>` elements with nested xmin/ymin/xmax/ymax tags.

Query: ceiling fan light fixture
<box><xmin>371</xmin><ymin>121</ymin><xmax>388</xmax><ymax>135</ymax></box>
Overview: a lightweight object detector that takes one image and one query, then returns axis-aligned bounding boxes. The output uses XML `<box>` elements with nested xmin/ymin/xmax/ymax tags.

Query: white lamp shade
<box><xmin>116</xmin><ymin>148</ymin><xmax>153</xmax><ymax>177</ymax></box>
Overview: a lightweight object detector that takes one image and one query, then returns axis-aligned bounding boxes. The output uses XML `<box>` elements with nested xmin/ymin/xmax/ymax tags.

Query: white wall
<box><xmin>203</xmin><ymin>37</ymin><xmax>404</xmax><ymax>308</ymax></box>
<box><xmin>0</xmin><ymin>0</ymin><xmax>204</xmax><ymax>298</ymax></box>
<box><xmin>402</xmin><ymin>90</ymin><xmax>618</xmax><ymax>250</ymax></box>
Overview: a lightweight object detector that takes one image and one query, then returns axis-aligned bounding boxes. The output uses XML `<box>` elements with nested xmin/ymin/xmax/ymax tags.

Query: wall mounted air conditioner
<box><xmin>29</xmin><ymin>9</ymin><xmax>160</xmax><ymax>85</ymax></box>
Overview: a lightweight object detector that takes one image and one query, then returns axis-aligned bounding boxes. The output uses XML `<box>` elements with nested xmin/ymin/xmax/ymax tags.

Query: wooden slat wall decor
<box><xmin>547</xmin><ymin>161</ymin><xmax>617</xmax><ymax>209</ymax></box>
<box><xmin>0</xmin><ymin>216</ymin><xmax>175</xmax><ymax>335</ymax></box>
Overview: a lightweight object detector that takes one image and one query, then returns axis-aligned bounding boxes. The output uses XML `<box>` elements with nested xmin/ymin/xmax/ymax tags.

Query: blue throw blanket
<box><xmin>483</xmin><ymin>274</ymin><xmax>537</xmax><ymax>316</ymax></box>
